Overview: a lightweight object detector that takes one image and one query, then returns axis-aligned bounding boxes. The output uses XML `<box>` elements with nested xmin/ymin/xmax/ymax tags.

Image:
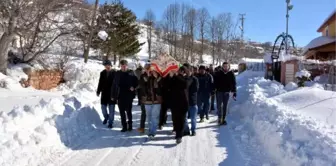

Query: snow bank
<box><xmin>61</xmin><ymin>58</ymin><xmax>104</xmax><ymax>92</ymax></box>
<box><xmin>0</xmin><ymin>64</ymin><xmax>31</xmax><ymax>90</ymax></box>
<box><xmin>0</xmin><ymin>95</ymin><xmax>103</xmax><ymax>166</ymax></box>
<box><xmin>285</xmin><ymin>82</ymin><xmax>298</xmax><ymax>91</ymax></box>
<box><xmin>0</xmin><ymin>57</ymin><xmax>106</xmax><ymax>166</ymax></box>
<box><xmin>229</xmin><ymin>71</ymin><xmax>336</xmax><ymax>166</ymax></box>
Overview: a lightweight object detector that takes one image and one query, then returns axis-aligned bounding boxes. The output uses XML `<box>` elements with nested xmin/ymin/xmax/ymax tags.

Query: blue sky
<box><xmin>91</xmin><ymin>0</ymin><xmax>335</xmax><ymax>47</ymax></box>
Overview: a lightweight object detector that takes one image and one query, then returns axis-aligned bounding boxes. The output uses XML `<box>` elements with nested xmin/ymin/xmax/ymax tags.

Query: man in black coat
<box><xmin>213</xmin><ymin>62</ymin><xmax>237</xmax><ymax>125</ymax></box>
<box><xmin>97</xmin><ymin>60</ymin><xmax>116</xmax><ymax>129</ymax></box>
<box><xmin>208</xmin><ymin>64</ymin><xmax>216</xmax><ymax>111</ymax></box>
<box><xmin>197</xmin><ymin>65</ymin><xmax>214</xmax><ymax>122</ymax></box>
<box><xmin>183</xmin><ymin>63</ymin><xmax>199</xmax><ymax>136</ymax></box>
<box><xmin>169</xmin><ymin>66</ymin><xmax>188</xmax><ymax>144</ymax></box>
<box><xmin>158</xmin><ymin>75</ymin><xmax>173</xmax><ymax>129</ymax></box>
<box><xmin>111</xmin><ymin>60</ymin><xmax>138</xmax><ymax>132</ymax></box>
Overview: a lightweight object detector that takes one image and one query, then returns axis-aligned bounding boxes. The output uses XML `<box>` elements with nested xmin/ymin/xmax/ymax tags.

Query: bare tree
<box><xmin>144</xmin><ymin>9</ymin><xmax>155</xmax><ymax>59</ymax></box>
<box><xmin>197</xmin><ymin>7</ymin><xmax>210</xmax><ymax>63</ymax></box>
<box><xmin>0</xmin><ymin>0</ymin><xmax>78</xmax><ymax>74</ymax></box>
<box><xmin>179</xmin><ymin>3</ymin><xmax>188</xmax><ymax>60</ymax></box>
<box><xmin>185</xmin><ymin>7</ymin><xmax>196</xmax><ymax>62</ymax></box>
<box><xmin>208</xmin><ymin>16</ymin><xmax>218</xmax><ymax>64</ymax></box>
<box><xmin>83</xmin><ymin>0</ymin><xmax>99</xmax><ymax>63</ymax></box>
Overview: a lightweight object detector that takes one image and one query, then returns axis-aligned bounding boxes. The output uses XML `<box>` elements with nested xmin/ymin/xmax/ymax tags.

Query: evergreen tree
<box><xmin>94</xmin><ymin>1</ymin><xmax>144</xmax><ymax>64</ymax></box>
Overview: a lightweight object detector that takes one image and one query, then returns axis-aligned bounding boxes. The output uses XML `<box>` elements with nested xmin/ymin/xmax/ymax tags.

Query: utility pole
<box><xmin>84</xmin><ymin>0</ymin><xmax>99</xmax><ymax>63</ymax></box>
<box><xmin>239</xmin><ymin>14</ymin><xmax>246</xmax><ymax>42</ymax></box>
<box><xmin>285</xmin><ymin>0</ymin><xmax>293</xmax><ymax>54</ymax></box>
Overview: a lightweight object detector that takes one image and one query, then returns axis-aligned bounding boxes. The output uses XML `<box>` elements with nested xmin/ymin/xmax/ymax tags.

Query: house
<box><xmin>302</xmin><ymin>10</ymin><xmax>336</xmax><ymax>61</ymax></box>
<box><xmin>300</xmin><ymin>10</ymin><xmax>336</xmax><ymax>85</ymax></box>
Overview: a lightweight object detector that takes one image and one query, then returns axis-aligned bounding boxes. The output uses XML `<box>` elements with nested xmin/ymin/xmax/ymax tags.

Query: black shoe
<box><xmin>199</xmin><ymin>119</ymin><xmax>204</xmax><ymax>123</ymax></box>
<box><xmin>121</xmin><ymin>128</ymin><xmax>127</xmax><ymax>132</ymax></box>
<box><xmin>176</xmin><ymin>138</ymin><xmax>182</xmax><ymax>144</ymax></box>
<box><xmin>103</xmin><ymin>119</ymin><xmax>108</xmax><ymax>125</ymax></box>
<box><xmin>128</xmin><ymin>124</ymin><xmax>133</xmax><ymax>131</ymax></box>
<box><xmin>191</xmin><ymin>131</ymin><xmax>196</xmax><ymax>136</ymax></box>
<box><xmin>222</xmin><ymin>120</ymin><xmax>227</xmax><ymax>125</ymax></box>
<box><xmin>206</xmin><ymin>116</ymin><xmax>209</xmax><ymax>120</ymax></box>
<box><xmin>158</xmin><ymin>126</ymin><xmax>163</xmax><ymax>130</ymax></box>
<box><xmin>108</xmin><ymin>124</ymin><xmax>113</xmax><ymax>128</ymax></box>
<box><xmin>183</xmin><ymin>131</ymin><xmax>190</xmax><ymax>136</ymax></box>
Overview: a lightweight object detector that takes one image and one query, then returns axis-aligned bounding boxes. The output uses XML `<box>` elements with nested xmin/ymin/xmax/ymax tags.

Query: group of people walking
<box><xmin>97</xmin><ymin>59</ymin><xmax>237</xmax><ymax>144</ymax></box>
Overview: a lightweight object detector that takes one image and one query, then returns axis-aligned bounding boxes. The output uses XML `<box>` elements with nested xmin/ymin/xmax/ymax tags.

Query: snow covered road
<box><xmin>57</xmin><ymin>104</ymin><xmax>246</xmax><ymax>166</ymax></box>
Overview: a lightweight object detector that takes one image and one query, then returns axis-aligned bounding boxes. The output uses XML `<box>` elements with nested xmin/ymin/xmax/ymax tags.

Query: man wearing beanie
<box><xmin>97</xmin><ymin>60</ymin><xmax>116</xmax><ymax>128</ymax></box>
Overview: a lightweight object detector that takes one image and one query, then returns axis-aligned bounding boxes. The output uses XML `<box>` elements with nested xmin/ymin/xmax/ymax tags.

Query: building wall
<box><xmin>280</xmin><ymin>60</ymin><xmax>299</xmax><ymax>85</ymax></box>
<box><xmin>322</xmin><ymin>20</ymin><xmax>336</xmax><ymax>37</ymax></box>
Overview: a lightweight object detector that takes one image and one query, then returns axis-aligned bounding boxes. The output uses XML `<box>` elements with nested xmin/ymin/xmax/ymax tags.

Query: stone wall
<box><xmin>22</xmin><ymin>68</ymin><xmax>64</xmax><ymax>90</ymax></box>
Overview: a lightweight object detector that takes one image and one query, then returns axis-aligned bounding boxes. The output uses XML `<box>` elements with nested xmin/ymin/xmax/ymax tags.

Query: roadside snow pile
<box><xmin>0</xmin><ymin>64</ymin><xmax>30</xmax><ymax>90</ymax></box>
<box><xmin>61</xmin><ymin>59</ymin><xmax>103</xmax><ymax>92</ymax></box>
<box><xmin>285</xmin><ymin>82</ymin><xmax>298</xmax><ymax>91</ymax></box>
<box><xmin>0</xmin><ymin>95</ymin><xmax>103</xmax><ymax>166</ymax></box>
<box><xmin>0</xmin><ymin>58</ymin><xmax>105</xmax><ymax>166</ymax></box>
<box><xmin>295</xmin><ymin>69</ymin><xmax>311</xmax><ymax>78</ymax></box>
<box><xmin>229</xmin><ymin>71</ymin><xmax>336</xmax><ymax>166</ymax></box>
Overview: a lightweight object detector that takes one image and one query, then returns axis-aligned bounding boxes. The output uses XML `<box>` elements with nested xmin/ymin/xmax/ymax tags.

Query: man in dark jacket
<box><xmin>214</xmin><ymin>62</ymin><xmax>237</xmax><ymax>125</ymax></box>
<box><xmin>183</xmin><ymin>63</ymin><xmax>199</xmax><ymax>136</ymax></box>
<box><xmin>208</xmin><ymin>64</ymin><xmax>216</xmax><ymax>111</ymax></box>
<box><xmin>170</xmin><ymin>66</ymin><xmax>188</xmax><ymax>144</ymax></box>
<box><xmin>196</xmin><ymin>65</ymin><xmax>213</xmax><ymax>122</ymax></box>
<box><xmin>111</xmin><ymin>60</ymin><xmax>138</xmax><ymax>132</ymax></box>
<box><xmin>97</xmin><ymin>60</ymin><xmax>116</xmax><ymax>129</ymax></box>
<box><xmin>158</xmin><ymin>75</ymin><xmax>173</xmax><ymax>129</ymax></box>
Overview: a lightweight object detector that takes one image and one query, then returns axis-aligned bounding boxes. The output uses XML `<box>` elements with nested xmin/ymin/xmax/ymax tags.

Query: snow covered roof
<box><xmin>239</xmin><ymin>58</ymin><xmax>264</xmax><ymax>64</ymax></box>
<box><xmin>317</xmin><ymin>9</ymin><xmax>336</xmax><ymax>32</ymax></box>
<box><xmin>263</xmin><ymin>52</ymin><xmax>303</xmax><ymax>63</ymax></box>
<box><xmin>301</xmin><ymin>36</ymin><xmax>336</xmax><ymax>55</ymax></box>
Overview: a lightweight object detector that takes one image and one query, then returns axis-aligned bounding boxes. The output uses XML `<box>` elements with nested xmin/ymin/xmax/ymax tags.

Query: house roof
<box><xmin>301</xmin><ymin>36</ymin><xmax>336</xmax><ymax>55</ymax></box>
<box><xmin>317</xmin><ymin>10</ymin><xmax>336</xmax><ymax>32</ymax></box>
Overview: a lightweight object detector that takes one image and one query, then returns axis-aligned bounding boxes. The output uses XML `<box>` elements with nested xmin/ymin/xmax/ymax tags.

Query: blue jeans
<box><xmin>197</xmin><ymin>94</ymin><xmax>210</xmax><ymax>119</ymax></box>
<box><xmin>101</xmin><ymin>104</ymin><xmax>115</xmax><ymax>125</ymax></box>
<box><xmin>145</xmin><ymin>104</ymin><xmax>161</xmax><ymax>136</ymax></box>
<box><xmin>184</xmin><ymin>105</ymin><xmax>198</xmax><ymax>132</ymax></box>
<box><xmin>216</xmin><ymin>92</ymin><xmax>230</xmax><ymax>121</ymax></box>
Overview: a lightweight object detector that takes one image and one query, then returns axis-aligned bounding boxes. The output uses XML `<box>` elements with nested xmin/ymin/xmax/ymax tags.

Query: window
<box><xmin>326</xmin><ymin>26</ymin><xmax>329</xmax><ymax>36</ymax></box>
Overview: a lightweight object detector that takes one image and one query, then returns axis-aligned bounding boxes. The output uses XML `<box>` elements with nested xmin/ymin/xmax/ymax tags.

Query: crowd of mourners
<box><xmin>97</xmin><ymin>59</ymin><xmax>237</xmax><ymax>144</ymax></box>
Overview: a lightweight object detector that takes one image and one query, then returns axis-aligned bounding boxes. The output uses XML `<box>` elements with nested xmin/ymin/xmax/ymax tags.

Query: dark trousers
<box><xmin>137</xmin><ymin>89</ymin><xmax>141</xmax><ymax>105</ymax></box>
<box><xmin>171</xmin><ymin>108</ymin><xmax>187</xmax><ymax>139</ymax></box>
<box><xmin>139</xmin><ymin>104</ymin><xmax>146</xmax><ymax>128</ymax></box>
<box><xmin>198</xmin><ymin>95</ymin><xmax>210</xmax><ymax>119</ymax></box>
<box><xmin>210</xmin><ymin>94</ymin><xmax>215</xmax><ymax>110</ymax></box>
<box><xmin>118</xmin><ymin>99</ymin><xmax>133</xmax><ymax>129</ymax></box>
<box><xmin>159</xmin><ymin>101</ymin><xmax>169</xmax><ymax>126</ymax></box>
<box><xmin>216</xmin><ymin>92</ymin><xmax>230</xmax><ymax>121</ymax></box>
